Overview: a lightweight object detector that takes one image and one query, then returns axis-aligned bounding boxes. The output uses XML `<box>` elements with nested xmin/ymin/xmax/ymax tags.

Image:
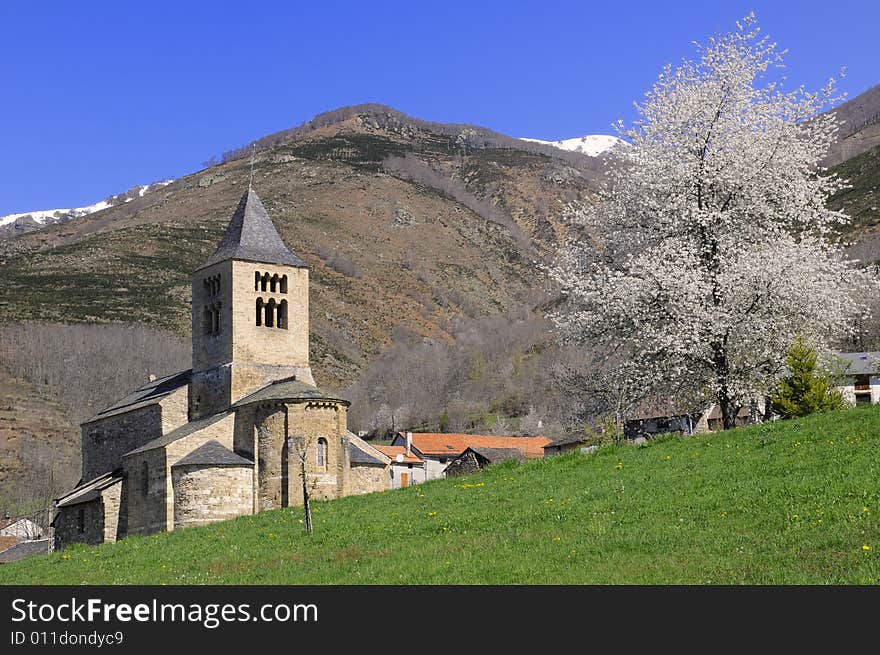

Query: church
<box><xmin>53</xmin><ymin>189</ymin><xmax>392</xmax><ymax>549</ymax></box>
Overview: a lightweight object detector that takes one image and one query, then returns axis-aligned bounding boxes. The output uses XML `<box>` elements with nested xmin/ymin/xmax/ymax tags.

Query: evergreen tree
<box><xmin>771</xmin><ymin>337</ymin><xmax>845</xmax><ymax>419</ymax></box>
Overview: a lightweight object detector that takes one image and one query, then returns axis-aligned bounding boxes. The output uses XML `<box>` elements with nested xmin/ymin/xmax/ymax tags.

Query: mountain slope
<box><xmin>0</xmin><ymin>180</ymin><xmax>174</xmax><ymax>240</ymax></box>
<box><xmin>0</xmin><ymin>106</ymin><xmax>599</xmax><ymax>389</ymax></box>
<box><xmin>519</xmin><ymin>134</ymin><xmax>624</xmax><ymax>156</ymax></box>
<box><xmin>823</xmin><ymin>83</ymin><xmax>880</xmax><ymax>167</ymax></box>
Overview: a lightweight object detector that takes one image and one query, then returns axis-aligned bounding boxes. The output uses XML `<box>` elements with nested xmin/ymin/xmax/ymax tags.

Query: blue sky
<box><xmin>1</xmin><ymin>1</ymin><xmax>877</xmax><ymax>215</ymax></box>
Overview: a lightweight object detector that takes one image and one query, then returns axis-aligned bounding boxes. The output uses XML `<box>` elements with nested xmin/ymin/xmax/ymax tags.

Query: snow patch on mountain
<box><xmin>0</xmin><ymin>180</ymin><xmax>174</xmax><ymax>229</ymax></box>
<box><xmin>520</xmin><ymin>134</ymin><xmax>624</xmax><ymax>157</ymax></box>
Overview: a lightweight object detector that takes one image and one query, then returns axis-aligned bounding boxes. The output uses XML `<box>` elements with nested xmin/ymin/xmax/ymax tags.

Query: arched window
<box><xmin>265</xmin><ymin>299</ymin><xmax>275</xmax><ymax>328</ymax></box>
<box><xmin>270</xmin><ymin>274</ymin><xmax>278</xmax><ymax>293</ymax></box>
<box><xmin>255</xmin><ymin>271</ymin><xmax>261</xmax><ymax>292</ymax></box>
<box><xmin>256</xmin><ymin>297</ymin><xmax>264</xmax><ymax>326</ymax></box>
<box><xmin>261</xmin><ymin>273</ymin><xmax>269</xmax><ymax>292</ymax></box>
<box><xmin>317</xmin><ymin>438</ymin><xmax>328</xmax><ymax>469</ymax></box>
<box><xmin>141</xmin><ymin>462</ymin><xmax>149</xmax><ymax>496</ymax></box>
<box><xmin>277</xmin><ymin>300</ymin><xmax>288</xmax><ymax>329</ymax></box>
<box><xmin>280</xmin><ymin>275</ymin><xmax>288</xmax><ymax>294</ymax></box>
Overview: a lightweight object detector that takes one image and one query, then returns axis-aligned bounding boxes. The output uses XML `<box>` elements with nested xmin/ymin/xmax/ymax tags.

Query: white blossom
<box><xmin>548</xmin><ymin>14</ymin><xmax>878</xmax><ymax>428</ymax></box>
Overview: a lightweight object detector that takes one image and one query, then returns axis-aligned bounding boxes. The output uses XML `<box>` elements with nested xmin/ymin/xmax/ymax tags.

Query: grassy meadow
<box><xmin>2</xmin><ymin>405</ymin><xmax>879</xmax><ymax>584</ymax></box>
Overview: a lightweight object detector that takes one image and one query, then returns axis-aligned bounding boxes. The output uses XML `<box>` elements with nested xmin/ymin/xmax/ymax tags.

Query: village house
<box><xmin>374</xmin><ymin>437</ymin><xmax>427</xmax><ymax>488</ymax></box>
<box><xmin>0</xmin><ymin>516</ymin><xmax>44</xmax><ymax>540</ymax></box>
<box><xmin>51</xmin><ymin>188</ymin><xmax>391</xmax><ymax>550</ymax></box>
<box><xmin>389</xmin><ymin>432</ymin><xmax>550</xmax><ymax>480</ymax></box>
<box><xmin>0</xmin><ymin>516</ymin><xmax>52</xmax><ymax>563</ymax></box>
<box><xmin>444</xmin><ymin>446</ymin><xmax>524</xmax><ymax>477</ymax></box>
<box><xmin>835</xmin><ymin>351</ymin><xmax>880</xmax><ymax>405</ymax></box>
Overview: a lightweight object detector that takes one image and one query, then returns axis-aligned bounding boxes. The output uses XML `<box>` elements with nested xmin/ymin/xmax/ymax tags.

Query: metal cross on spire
<box><xmin>249</xmin><ymin>143</ymin><xmax>256</xmax><ymax>190</ymax></box>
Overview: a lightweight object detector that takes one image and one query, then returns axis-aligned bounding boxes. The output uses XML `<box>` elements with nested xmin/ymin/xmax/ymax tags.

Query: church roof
<box><xmin>125</xmin><ymin>411</ymin><xmax>233</xmax><ymax>456</ymax></box>
<box><xmin>232</xmin><ymin>376</ymin><xmax>350</xmax><ymax>408</ymax></box>
<box><xmin>347</xmin><ymin>432</ymin><xmax>392</xmax><ymax>466</ymax></box>
<box><xmin>196</xmin><ymin>189</ymin><xmax>307</xmax><ymax>271</ymax></box>
<box><xmin>171</xmin><ymin>440</ymin><xmax>253</xmax><ymax>468</ymax></box>
<box><xmin>55</xmin><ymin>471</ymin><xmax>123</xmax><ymax>508</ymax></box>
<box><xmin>85</xmin><ymin>369</ymin><xmax>191</xmax><ymax>424</ymax></box>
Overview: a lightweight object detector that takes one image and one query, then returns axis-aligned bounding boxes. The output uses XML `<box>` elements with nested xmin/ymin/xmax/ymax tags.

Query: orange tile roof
<box><xmin>374</xmin><ymin>445</ymin><xmax>424</xmax><ymax>464</ymax></box>
<box><xmin>398</xmin><ymin>433</ymin><xmax>551</xmax><ymax>458</ymax></box>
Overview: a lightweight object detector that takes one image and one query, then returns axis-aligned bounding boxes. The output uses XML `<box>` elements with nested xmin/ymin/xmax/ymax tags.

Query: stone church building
<box><xmin>53</xmin><ymin>189</ymin><xmax>391</xmax><ymax>549</ymax></box>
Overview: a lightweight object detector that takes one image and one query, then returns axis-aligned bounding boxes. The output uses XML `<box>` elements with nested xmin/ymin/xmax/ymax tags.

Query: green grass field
<box><xmin>3</xmin><ymin>406</ymin><xmax>879</xmax><ymax>584</ymax></box>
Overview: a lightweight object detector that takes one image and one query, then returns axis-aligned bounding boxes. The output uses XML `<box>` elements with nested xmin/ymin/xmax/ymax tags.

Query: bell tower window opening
<box><xmin>265</xmin><ymin>299</ymin><xmax>276</xmax><ymax>328</ymax></box>
<box><xmin>204</xmin><ymin>274</ymin><xmax>221</xmax><ymax>298</ymax></box>
<box><xmin>270</xmin><ymin>274</ymin><xmax>279</xmax><ymax>293</ymax></box>
<box><xmin>280</xmin><ymin>275</ymin><xmax>288</xmax><ymax>294</ymax></box>
<box><xmin>261</xmin><ymin>273</ymin><xmax>269</xmax><ymax>292</ymax></box>
<box><xmin>278</xmin><ymin>299</ymin><xmax>288</xmax><ymax>329</ymax></box>
<box><xmin>256</xmin><ymin>297</ymin><xmax>264</xmax><ymax>326</ymax></box>
<box><xmin>203</xmin><ymin>306</ymin><xmax>213</xmax><ymax>335</ymax></box>
<box><xmin>255</xmin><ymin>271</ymin><xmax>261</xmax><ymax>292</ymax></box>
<box><xmin>204</xmin><ymin>303</ymin><xmax>221</xmax><ymax>336</ymax></box>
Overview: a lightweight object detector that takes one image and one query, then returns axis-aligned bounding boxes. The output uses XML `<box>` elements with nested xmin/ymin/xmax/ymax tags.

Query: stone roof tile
<box><xmin>197</xmin><ymin>189</ymin><xmax>307</xmax><ymax>271</ymax></box>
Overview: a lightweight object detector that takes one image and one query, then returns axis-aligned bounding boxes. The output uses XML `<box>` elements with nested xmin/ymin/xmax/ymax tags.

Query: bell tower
<box><xmin>189</xmin><ymin>189</ymin><xmax>313</xmax><ymax>420</ymax></box>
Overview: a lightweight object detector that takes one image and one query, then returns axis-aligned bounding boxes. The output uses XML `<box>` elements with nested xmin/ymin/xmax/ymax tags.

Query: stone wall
<box><xmin>231</xmin><ymin>261</ymin><xmax>309</xmax><ymax>371</ymax></box>
<box><xmin>158</xmin><ymin>385</ymin><xmax>190</xmax><ymax>435</ymax></box>
<box><xmin>444</xmin><ymin>452</ymin><xmax>481</xmax><ymax>477</ymax></box>
<box><xmin>81</xmin><ymin>405</ymin><xmax>163</xmax><ymax>481</ymax></box>
<box><xmin>101</xmin><ymin>479</ymin><xmax>124</xmax><ymax>543</ymax></box>
<box><xmin>122</xmin><ymin>448</ymin><xmax>168</xmax><ymax>536</ymax></box>
<box><xmin>256</xmin><ymin>404</ymin><xmax>288</xmax><ymax>511</ymax></box>
<box><xmin>123</xmin><ymin>412</ymin><xmax>237</xmax><ymax>536</ymax></box>
<box><xmin>189</xmin><ymin>365</ymin><xmax>232</xmax><ymax>420</ymax></box>
<box><xmin>350</xmin><ymin>463</ymin><xmax>389</xmax><ymax>494</ymax></box>
<box><xmin>249</xmin><ymin>400</ymin><xmax>350</xmax><ymax>509</ymax></box>
<box><xmin>54</xmin><ymin>501</ymin><xmax>100</xmax><ymax>549</ymax></box>
<box><xmin>189</xmin><ymin>259</ymin><xmax>313</xmax><ymax>419</ymax></box>
<box><xmin>172</xmin><ymin>465</ymin><xmax>253</xmax><ymax>529</ymax></box>
<box><xmin>191</xmin><ymin>260</ymin><xmax>233</xmax><ymax>373</ymax></box>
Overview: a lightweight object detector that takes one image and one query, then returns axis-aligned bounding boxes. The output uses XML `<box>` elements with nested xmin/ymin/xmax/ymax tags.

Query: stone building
<box><xmin>53</xmin><ymin>188</ymin><xmax>384</xmax><ymax>550</ymax></box>
<box><xmin>443</xmin><ymin>446</ymin><xmax>524</xmax><ymax>477</ymax></box>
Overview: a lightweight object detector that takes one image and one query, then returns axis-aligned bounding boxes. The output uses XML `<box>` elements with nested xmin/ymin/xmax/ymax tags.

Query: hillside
<box><xmin>2</xmin><ymin>406</ymin><xmax>878</xmax><ymax>584</ymax></box>
<box><xmin>828</xmin><ymin>143</ymin><xmax>880</xmax><ymax>233</ymax></box>
<box><xmin>823</xmin><ymin>83</ymin><xmax>880</xmax><ymax>167</ymax></box>
<box><xmin>0</xmin><ymin>366</ymin><xmax>79</xmax><ymax>513</ymax></box>
<box><xmin>0</xmin><ymin>106</ymin><xmax>599</xmax><ymax>390</ymax></box>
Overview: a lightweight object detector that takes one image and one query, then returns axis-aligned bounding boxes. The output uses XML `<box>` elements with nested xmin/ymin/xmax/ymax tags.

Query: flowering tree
<box><xmin>549</xmin><ymin>14</ymin><xmax>877</xmax><ymax>429</ymax></box>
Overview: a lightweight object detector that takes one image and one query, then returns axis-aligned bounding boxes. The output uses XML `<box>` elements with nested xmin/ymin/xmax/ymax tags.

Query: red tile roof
<box><xmin>396</xmin><ymin>433</ymin><xmax>550</xmax><ymax>458</ymax></box>
<box><xmin>374</xmin><ymin>445</ymin><xmax>424</xmax><ymax>464</ymax></box>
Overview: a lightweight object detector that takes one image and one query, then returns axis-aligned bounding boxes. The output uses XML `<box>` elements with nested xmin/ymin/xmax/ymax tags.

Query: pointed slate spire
<box><xmin>197</xmin><ymin>189</ymin><xmax>307</xmax><ymax>271</ymax></box>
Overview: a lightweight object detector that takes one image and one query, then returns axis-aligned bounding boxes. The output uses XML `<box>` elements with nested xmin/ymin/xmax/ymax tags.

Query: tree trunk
<box><xmin>300</xmin><ymin>458</ymin><xmax>313</xmax><ymax>535</ymax></box>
